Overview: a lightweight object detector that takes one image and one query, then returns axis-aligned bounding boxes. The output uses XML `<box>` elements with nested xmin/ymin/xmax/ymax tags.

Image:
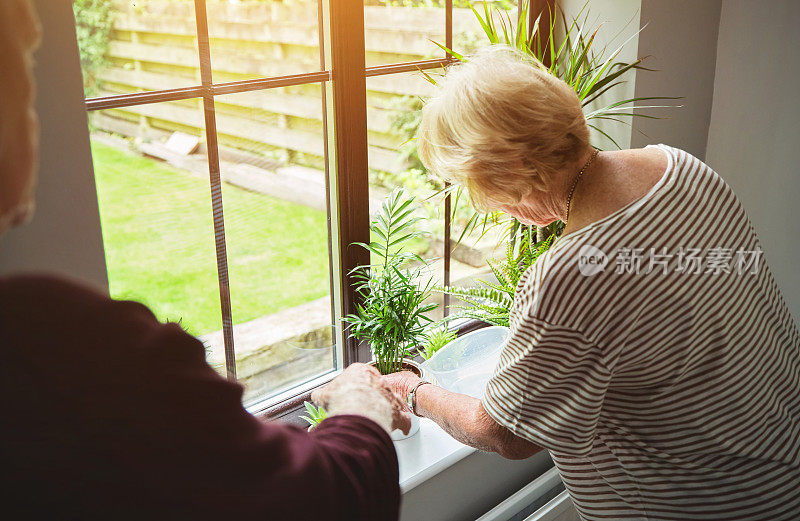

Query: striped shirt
<box><xmin>482</xmin><ymin>144</ymin><xmax>800</xmax><ymax>520</ymax></box>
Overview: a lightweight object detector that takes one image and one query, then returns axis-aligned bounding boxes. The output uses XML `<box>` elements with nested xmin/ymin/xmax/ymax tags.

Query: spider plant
<box><xmin>344</xmin><ymin>189</ymin><xmax>437</xmax><ymax>375</ymax></box>
<box><xmin>301</xmin><ymin>401</ymin><xmax>328</xmax><ymax>428</ymax></box>
<box><xmin>420</xmin><ymin>327</ymin><xmax>458</xmax><ymax>360</ymax></box>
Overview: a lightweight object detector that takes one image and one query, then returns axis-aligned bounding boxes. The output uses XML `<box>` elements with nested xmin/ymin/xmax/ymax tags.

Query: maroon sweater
<box><xmin>0</xmin><ymin>274</ymin><xmax>399</xmax><ymax>520</ymax></box>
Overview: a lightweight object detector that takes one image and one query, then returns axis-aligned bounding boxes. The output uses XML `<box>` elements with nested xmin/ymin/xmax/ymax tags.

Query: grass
<box><xmin>91</xmin><ymin>141</ymin><xmax>331</xmax><ymax>336</ymax></box>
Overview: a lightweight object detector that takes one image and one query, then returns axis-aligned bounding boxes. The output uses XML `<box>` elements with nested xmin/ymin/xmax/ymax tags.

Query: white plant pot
<box><xmin>368</xmin><ymin>357</ymin><xmax>427</xmax><ymax>440</ymax></box>
<box><xmin>391</xmin><ymin>412</ymin><xmax>420</xmax><ymax>440</ymax></box>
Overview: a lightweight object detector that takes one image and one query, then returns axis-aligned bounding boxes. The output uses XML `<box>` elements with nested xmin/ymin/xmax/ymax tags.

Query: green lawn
<box><xmin>92</xmin><ymin>141</ymin><xmax>331</xmax><ymax>336</ymax></box>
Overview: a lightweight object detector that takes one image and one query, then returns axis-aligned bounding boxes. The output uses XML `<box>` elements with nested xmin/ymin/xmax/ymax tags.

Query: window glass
<box><xmin>89</xmin><ymin>101</ymin><xmax>227</xmax><ymax>375</ymax></box>
<box><xmin>363</xmin><ymin>1</ymin><xmax>446</xmax><ymax>67</ymax></box>
<box><xmin>365</xmin><ymin>67</ymin><xmax>507</xmax><ymax>322</ymax></box>
<box><xmin>454</xmin><ymin>1</ymin><xmax>519</xmax><ymax>54</ymax></box>
<box><xmin>73</xmin><ymin>0</ymin><xmax>201</xmax><ymax>98</ymax></box>
<box><xmin>206</xmin><ymin>0</ymin><xmax>323</xmax><ymax>82</ymax></box>
<box><xmin>366</xmin><ymin>71</ymin><xmax>444</xmax><ymax>321</ymax></box>
<box><xmin>214</xmin><ymin>87</ymin><xmax>336</xmax><ymax>404</ymax></box>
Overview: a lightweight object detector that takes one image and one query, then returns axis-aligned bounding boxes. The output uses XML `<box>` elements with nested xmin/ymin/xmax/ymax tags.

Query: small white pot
<box><xmin>368</xmin><ymin>358</ymin><xmax>427</xmax><ymax>441</ymax></box>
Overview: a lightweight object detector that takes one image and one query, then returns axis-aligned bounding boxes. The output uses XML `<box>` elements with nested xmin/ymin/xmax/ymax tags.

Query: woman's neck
<box><xmin>561</xmin><ymin>147</ymin><xmax>668</xmax><ymax>236</ymax></box>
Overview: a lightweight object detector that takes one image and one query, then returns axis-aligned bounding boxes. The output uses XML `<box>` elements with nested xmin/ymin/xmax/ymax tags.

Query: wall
<box><xmin>631</xmin><ymin>0</ymin><xmax>721</xmax><ymax>160</ymax></box>
<box><xmin>559</xmin><ymin>0</ymin><xmax>721</xmax><ymax>160</ymax></box>
<box><xmin>0</xmin><ymin>0</ymin><xmax>107</xmax><ymax>290</ymax></box>
<box><xmin>705</xmin><ymin>0</ymin><xmax>800</xmax><ymax>320</ymax></box>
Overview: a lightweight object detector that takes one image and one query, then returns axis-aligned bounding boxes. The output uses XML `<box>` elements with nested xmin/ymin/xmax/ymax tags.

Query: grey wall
<box><xmin>631</xmin><ymin>0</ymin><xmax>722</xmax><ymax>160</ymax></box>
<box><xmin>0</xmin><ymin>0</ymin><xmax>107</xmax><ymax>290</ymax></box>
<box><xmin>705</xmin><ymin>0</ymin><xmax>800</xmax><ymax>320</ymax></box>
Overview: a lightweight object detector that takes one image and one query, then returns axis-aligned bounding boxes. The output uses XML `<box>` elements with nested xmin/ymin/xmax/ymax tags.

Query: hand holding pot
<box><xmin>312</xmin><ymin>363</ymin><xmax>411</xmax><ymax>435</ymax></box>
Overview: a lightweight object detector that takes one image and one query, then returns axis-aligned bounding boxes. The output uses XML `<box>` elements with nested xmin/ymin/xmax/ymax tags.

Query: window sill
<box><xmin>397</xmin><ymin>418</ymin><xmax>555</xmax><ymax>521</ymax></box>
<box><xmin>396</xmin><ymin>417</ymin><xmax>476</xmax><ymax>492</ymax></box>
<box><xmin>253</xmin><ymin>319</ymin><xmax>493</xmax><ymax>423</ymax></box>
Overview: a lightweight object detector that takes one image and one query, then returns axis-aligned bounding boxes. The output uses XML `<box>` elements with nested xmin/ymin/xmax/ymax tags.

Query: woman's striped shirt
<box><xmin>482</xmin><ymin>144</ymin><xmax>800</xmax><ymax>520</ymax></box>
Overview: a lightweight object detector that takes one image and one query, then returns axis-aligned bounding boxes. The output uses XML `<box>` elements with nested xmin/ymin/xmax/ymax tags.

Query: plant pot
<box><xmin>368</xmin><ymin>358</ymin><xmax>426</xmax><ymax>441</ymax></box>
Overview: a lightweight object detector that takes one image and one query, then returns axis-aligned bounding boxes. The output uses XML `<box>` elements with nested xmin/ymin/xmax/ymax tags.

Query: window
<box><xmin>73</xmin><ymin>0</ymin><xmax>540</xmax><ymax>412</ymax></box>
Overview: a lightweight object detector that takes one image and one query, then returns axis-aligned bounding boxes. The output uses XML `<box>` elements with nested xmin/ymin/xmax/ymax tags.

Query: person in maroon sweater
<box><xmin>0</xmin><ymin>1</ymin><xmax>410</xmax><ymax>519</ymax></box>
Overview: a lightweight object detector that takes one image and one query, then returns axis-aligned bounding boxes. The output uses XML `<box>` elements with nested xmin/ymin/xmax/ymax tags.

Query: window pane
<box><xmin>365</xmin><ymin>72</ymin><xmax>445</xmax><ymax>320</ymax></box>
<box><xmin>73</xmin><ymin>0</ymin><xmax>201</xmax><ymax>98</ymax></box>
<box><xmin>89</xmin><ymin>101</ymin><xmax>227</xmax><ymax>374</ymax></box>
<box><xmin>206</xmin><ymin>0</ymin><xmax>323</xmax><ymax>82</ymax></box>
<box><xmin>364</xmin><ymin>1</ymin><xmax>446</xmax><ymax>67</ymax></box>
<box><xmin>212</xmin><ymin>86</ymin><xmax>336</xmax><ymax>405</ymax></box>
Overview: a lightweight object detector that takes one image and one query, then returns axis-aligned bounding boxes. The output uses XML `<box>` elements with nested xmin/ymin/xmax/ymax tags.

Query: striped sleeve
<box><xmin>482</xmin><ymin>316</ymin><xmax>612</xmax><ymax>457</ymax></box>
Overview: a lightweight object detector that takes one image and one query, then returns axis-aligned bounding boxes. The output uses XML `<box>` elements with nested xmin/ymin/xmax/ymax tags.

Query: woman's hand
<box><xmin>385</xmin><ymin>372</ymin><xmax>541</xmax><ymax>459</ymax></box>
<box><xmin>383</xmin><ymin>370</ymin><xmax>423</xmax><ymax>406</ymax></box>
<box><xmin>312</xmin><ymin>363</ymin><xmax>411</xmax><ymax>435</ymax></box>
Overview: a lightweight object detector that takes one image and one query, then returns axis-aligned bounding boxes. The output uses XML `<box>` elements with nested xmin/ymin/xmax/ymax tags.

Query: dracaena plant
<box><xmin>344</xmin><ymin>189</ymin><xmax>436</xmax><ymax>375</ymax></box>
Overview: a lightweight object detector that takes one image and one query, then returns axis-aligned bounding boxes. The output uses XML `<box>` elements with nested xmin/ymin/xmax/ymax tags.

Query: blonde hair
<box><xmin>418</xmin><ymin>45</ymin><xmax>590</xmax><ymax>210</ymax></box>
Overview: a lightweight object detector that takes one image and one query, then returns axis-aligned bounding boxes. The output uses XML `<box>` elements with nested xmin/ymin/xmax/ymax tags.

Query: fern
<box><xmin>300</xmin><ymin>401</ymin><xmax>328</xmax><ymax>428</ymax></box>
<box><xmin>420</xmin><ymin>328</ymin><xmax>458</xmax><ymax>360</ymax></box>
<box><xmin>440</xmin><ymin>232</ymin><xmax>555</xmax><ymax>326</ymax></box>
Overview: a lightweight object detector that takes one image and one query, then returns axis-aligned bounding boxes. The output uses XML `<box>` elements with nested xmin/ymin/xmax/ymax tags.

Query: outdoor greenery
<box><xmin>72</xmin><ymin>0</ymin><xmax>113</xmax><ymax>97</ymax></box>
<box><xmin>300</xmin><ymin>401</ymin><xmax>328</xmax><ymax>428</ymax></box>
<box><xmin>92</xmin><ymin>141</ymin><xmax>330</xmax><ymax>336</ymax></box>
<box><xmin>367</xmin><ymin>0</ymin><xmax>514</xmax><ymax>8</ymax></box>
<box><xmin>344</xmin><ymin>189</ymin><xmax>436</xmax><ymax>375</ymax></box>
<box><xmin>420</xmin><ymin>327</ymin><xmax>458</xmax><ymax>360</ymax></box>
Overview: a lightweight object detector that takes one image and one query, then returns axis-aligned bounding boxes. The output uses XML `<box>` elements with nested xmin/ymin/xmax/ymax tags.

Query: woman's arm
<box><xmin>385</xmin><ymin>372</ymin><xmax>541</xmax><ymax>460</ymax></box>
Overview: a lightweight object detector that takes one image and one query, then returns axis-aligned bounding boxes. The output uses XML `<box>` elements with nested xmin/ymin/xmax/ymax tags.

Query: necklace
<box><xmin>565</xmin><ymin>148</ymin><xmax>599</xmax><ymax>224</ymax></box>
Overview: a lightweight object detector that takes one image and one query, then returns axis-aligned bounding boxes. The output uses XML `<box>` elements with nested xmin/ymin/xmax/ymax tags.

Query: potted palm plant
<box><xmin>344</xmin><ymin>189</ymin><xmax>437</xmax><ymax>438</ymax></box>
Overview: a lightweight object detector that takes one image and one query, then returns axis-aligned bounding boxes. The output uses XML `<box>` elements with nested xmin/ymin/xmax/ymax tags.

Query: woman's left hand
<box><xmin>383</xmin><ymin>371</ymin><xmax>423</xmax><ymax>407</ymax></box>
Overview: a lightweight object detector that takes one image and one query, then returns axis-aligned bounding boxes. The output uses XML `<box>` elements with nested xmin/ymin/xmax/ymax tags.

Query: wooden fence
<box><xmin>92</xmin><ymin>0</ymin><xmax>496</xmax><ymax>174</ymax></box>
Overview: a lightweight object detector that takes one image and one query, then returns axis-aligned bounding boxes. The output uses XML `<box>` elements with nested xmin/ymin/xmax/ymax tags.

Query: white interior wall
<box><xmin>631</xmin><ymin>0</ymin><xmax>721</xmax><ymax>160</ymax></box>
<box><xmin>0</xmin><ymin>0</ymin><xmax>107</xmax><ymax>290</ymax></box>
<box><xmin>705</xmin><ymin>0</ymin><xmax>800</xmax><ymax>320</ymax></box>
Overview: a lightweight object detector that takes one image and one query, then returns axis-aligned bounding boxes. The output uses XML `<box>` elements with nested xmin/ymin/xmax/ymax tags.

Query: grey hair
<box><xmin>417</xmin><ymin>44</ymin><xmax>590</xmax><ymax>210</ymax></box>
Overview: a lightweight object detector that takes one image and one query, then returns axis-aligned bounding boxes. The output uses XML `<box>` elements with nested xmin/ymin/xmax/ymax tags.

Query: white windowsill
<box><xmin>395</xmin><ymin>417</ymin><xmax>476</xmax><ymax>493</ymax></box>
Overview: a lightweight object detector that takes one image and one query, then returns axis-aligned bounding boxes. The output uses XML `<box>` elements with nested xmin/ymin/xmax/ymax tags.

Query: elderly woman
<box><xmin>386</xmin><ymin>45</ymin><xmax>800</xmax><ymax>520</ymax></box>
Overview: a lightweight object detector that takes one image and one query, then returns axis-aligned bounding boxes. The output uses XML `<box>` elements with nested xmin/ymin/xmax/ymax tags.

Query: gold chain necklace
<box><xmin>564</xmin><ymin>149</ymin><xmax>599</xmax><ymax>225</ymax></box>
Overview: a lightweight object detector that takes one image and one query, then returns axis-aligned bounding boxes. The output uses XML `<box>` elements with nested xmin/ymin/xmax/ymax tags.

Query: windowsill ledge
<box><xmin>396</xmin><ymin>417</ymin><xmax>476</xmax><ymax>493</ymax></box>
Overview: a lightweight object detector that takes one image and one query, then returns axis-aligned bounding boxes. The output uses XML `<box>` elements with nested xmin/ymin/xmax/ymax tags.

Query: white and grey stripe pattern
<box><xmin>482</xmin><ymin>144</ymin><xmax>800</xmax><ymax>520</ymax></box>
